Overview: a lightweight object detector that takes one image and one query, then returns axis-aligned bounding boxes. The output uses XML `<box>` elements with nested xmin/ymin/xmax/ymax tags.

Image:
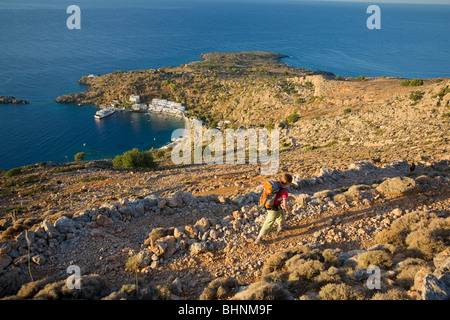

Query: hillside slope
<box><xmin>1</xmin><ymin>52</ymin><xmax>449</xmax><ymax>300</ymax></box>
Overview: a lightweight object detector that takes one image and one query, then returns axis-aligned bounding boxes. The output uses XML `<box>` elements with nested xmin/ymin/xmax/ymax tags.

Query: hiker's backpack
<box><xmin>259</xmin><ymin>180</ymin><xmax>283</xmax><ymax>209</ymax></box>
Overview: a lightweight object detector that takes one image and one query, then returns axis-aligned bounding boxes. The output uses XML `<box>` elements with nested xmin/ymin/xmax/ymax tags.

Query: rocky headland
<box><xmin>0</xmin><ymin>96</ymin><xmax>29</xmax><ymax>104</ymax></box>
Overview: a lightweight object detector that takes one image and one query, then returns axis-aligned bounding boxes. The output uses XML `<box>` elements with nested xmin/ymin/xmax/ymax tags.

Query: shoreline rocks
<box><xmin>0</xmin><ymin>96</ymin><xmax>29</xmax><ymax>104</ymax></box>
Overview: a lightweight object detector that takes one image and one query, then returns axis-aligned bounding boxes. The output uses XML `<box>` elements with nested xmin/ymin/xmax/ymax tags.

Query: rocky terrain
<box><xmin>1</xmin><ymin>52</ymin><xmax>449</xmax><ymax>300</ymax></box>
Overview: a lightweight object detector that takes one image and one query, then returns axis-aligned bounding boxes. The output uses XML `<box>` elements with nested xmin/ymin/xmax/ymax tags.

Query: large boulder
<box><xmin>376</xmin><ymin>177</ymin><xmax>418</xmax><ymax>195</ymax></box>
<box><xmin>15</xmin><ymin>230</ymin><xmax>35</xmax><ymax>247</ymax></box>
<box><xmin>0</xmin><ymin>254</ymin><xmax>12</xmax><ymax>271</ymax></box>
<box><xmin>194</xmin><ymin>218</ymin><xmax>210</xmax><ymax>234</ymax></box>
<box><xmin>144</xmin><ymin>227</ymin><xmax>168</xmax><ymax>246</ymax></box>
<box><xmin>147</xmin><ymin>237</ymin><xmax>177</xmax><ymax>260</ymax></box>
<box><xmin>167</xmin><ymin>191</ymin><xmax>185</xmax><ymax>208</ymax></box>
<box><xmin>421</xmin><ymin>273</ymin><xmax>450</xmax><ymax>300</ymax></box>
<box><xmin>54</xmin><ymin>216</ymin><xmax>77</xmax><ymax>234</ymax></box>
<box><xmin>161</xmin><ymin>236</ymin><xmax>178</xmax><ymax>259</ymax></box>
<box><xmin>42</xmin><ymin>220</ymin><xmax>60</xmax><ymax>239</ymax></box>
<box><xmin>150</xmin><ymin>238</ymin><xmax>167</xmax><ymax>257</ymax></box>
<box><xmin>190</xmin><ymin>242</ymin><xmax>208</xmax><ymax>255</ymax></box>
<box><xmin>141</xmin><ymin>195</ymin><xmax>160</xmax><ymax>208</ymax></box>
<box><xmin>117</xmin><ymin>198</ymin><xmax>145</xmax><ymax>218</ymax></box>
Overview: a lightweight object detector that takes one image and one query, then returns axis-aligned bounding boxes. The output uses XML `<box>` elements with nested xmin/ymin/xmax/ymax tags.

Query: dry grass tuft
<box><xmin>319</xmin><ymin>283</ymin><xmax>364</xmax><ymax>300</ymax></box>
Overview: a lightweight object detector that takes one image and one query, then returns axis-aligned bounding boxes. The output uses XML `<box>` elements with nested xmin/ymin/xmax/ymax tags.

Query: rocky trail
<box><xmin>1</xmin><ymin>157</ymin><xmax>449</xmax><ymax>300</ymax></box>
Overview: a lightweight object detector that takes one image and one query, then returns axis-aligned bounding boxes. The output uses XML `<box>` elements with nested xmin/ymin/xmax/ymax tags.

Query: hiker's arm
<box><xmin>282</xmin><ymin>198</ymin><xmax>294</xmax><ymax>215</ymax></box>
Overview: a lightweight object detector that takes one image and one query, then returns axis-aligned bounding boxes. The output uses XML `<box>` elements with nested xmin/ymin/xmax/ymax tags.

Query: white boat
<box><xmin>94</xmin><ymin>108</ymin><xmax>115</xmax><ymax>119</ymax></box>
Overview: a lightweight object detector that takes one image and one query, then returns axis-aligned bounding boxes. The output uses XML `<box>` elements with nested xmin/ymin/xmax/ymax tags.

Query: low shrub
<box><xmin>200</xmin><ymin>277</ymin><xmax>241</xmax><ymax>300</ymax></box>
<box><xmin>232</xmin><ymin>281</ymin><xmax>293</xmax><ymax>300</ymax></box>
<box><xmin>356</xmin><ymin>250</ymin><xmax>393</xmax><ymax>269</ymax></box>
<box><xmin>262</xmin><ymin>251</ymin><xmax>293</xmax><ymax>276</ymax></box>
<box><xmin>154</xmin><ymin>149</ymin><xmax>166</xmax><ymax>159</ymax></box>
<box><xmin>405</xmin><ymin>217</ymin><xmax>449</xmax><ymax>260</ymax></box>
<box><xmin>343</xmin><ymin>108</ymin><xmax>352</xmax><ymax>115</ymax></box>
<box><xmin>322</xmin><ymin>248</ymin><xmax>341</xmax><ymax>267</ymax></box>
<box><xmin>371</xmin><ymin>288</ymin><xmax>409</xmax><ymax>300</ymax></box>
<box><xmin>402</xmin><ymin>78</ymin><xmax>423</xmax><ymax>87</ymax></box>
<box><xmin>394</xmin><ymin>258</ymin><xmax>427</xmax><ymax>289</ymax></box>
<box><xmin>113</xmin><ymin>148</ymin><xmax>157</xmax><ymax>169</ymax></box>
<box><xmin>285</xmin><ymin>110</ymin><xmax>300</xmax><ymax>124</ymax></box>
<box><xmin>5</xmin><ymin>168</ymin><xmax>22</xmax><ymax>178</ymax></box>
<box><xmin>409</xmin><ymin>91</ymin><xmax>423</xmax><ymax>101</ymax></box>
<box><xmin>286</xmin><ymin>258</ymin><xmax>324</xmax><ymax>281</ymax></box>
<box><xmin>319</xmin><ymin>283</ymin><xmax>364</xmax><ymax>300</ymax></box>
<box><xmin>409</xmin><ymin>78</ymin><xmax>424</xmax><ymax>86</ymax></box>
<box><xmin>74</xmin><ymin>152</ymin><xmax>85</xmax><ymax>162</ymax></box>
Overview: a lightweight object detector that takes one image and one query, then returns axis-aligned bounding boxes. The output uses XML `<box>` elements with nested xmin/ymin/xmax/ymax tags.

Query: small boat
<box><xmin>94</xmin><ymin>108</ymin><xmax>115</xmax><ymax>119</ymax></box>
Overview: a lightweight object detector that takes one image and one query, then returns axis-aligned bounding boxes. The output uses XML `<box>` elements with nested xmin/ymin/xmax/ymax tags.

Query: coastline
<box><xmin>52</xmin><ymin>51</ymin><xmax>450</xmax><ymax>169</ymax></box>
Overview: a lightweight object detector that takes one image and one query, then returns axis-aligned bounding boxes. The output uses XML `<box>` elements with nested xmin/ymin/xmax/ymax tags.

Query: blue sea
<box><xmin>1</xmin><ymin>0</ymin><xmax>449</xmax><ymax>170</ymax></box>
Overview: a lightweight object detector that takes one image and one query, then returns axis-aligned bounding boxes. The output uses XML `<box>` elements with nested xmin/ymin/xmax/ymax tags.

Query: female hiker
<box><xmin>255</xmin><ymin>173</ymin><xmax>294</xmax><ymax>244</ymax></box>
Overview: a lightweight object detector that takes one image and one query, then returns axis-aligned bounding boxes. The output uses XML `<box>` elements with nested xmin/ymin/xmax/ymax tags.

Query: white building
<box><xmin>148</xmin><ymin>99</ymin><xmax>186</xmax><ymax>116</ymax></box>
<box><xmin>129</xmin><ymin>95</ymin><xmax>140</xmax><ymax>103</ymax></box>
<box><xmin>132</xmin><ymin>103</ymin><xmax>148</xmax><ymax>111</ymax></box>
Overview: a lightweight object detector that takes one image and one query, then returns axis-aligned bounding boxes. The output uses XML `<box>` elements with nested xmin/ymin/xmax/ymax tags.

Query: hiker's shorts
<box><xmin>259</xmin><ymin>209</ymin><xmax>285</xmax><ymax>236</ymax></box>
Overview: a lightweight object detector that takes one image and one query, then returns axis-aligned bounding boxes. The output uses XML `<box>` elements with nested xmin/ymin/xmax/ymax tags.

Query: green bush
<box><xmin>265</xmin><ymin>118</ymin><xmax>275</xmax><ymax>131</ymax></box>
<box><xmin>401</xmin><ymin>79</ymin><xmax>423</xmax><ymax>87</ymax></box>
<box><xmin>285</xmin><ymin>110</ymin><xmax>300</xmax><ymax>124</ymax></box>
<box><xmin>112</xmin><ymin>148</ymin><xmax>157</xmax><ymax>169</ymax></box>
<box><xmin>74</xmin><ymin>152</ymin><xmax>85</xmax><ymax>162</ymax></box>
<box><xmin>433</xmin><ymin>87</ymin><xmax>450</xmax><ymax>99</ymax></box>
<box><xmin>409</xmin><ymin>78</ymin><xmax>424</xmax><ymax>86</ymax></box>
<box><xmin>357</xmin><ymin>75</ymin><xmax>365</xmax><ymax>81</ymax></box>
<box><xmin>154</xmin><ymin>149</ymin><xmax>166</xmax><ymax>159</ymax></box>
<box><xmin>343</xmin><ymin>108</ymin><xmax>352</xmax><ymax>115</ymax></box>
<box><xmin>5</xmin><ymin>168</ymin><xmax>22</xmax><ymax>178</ymax></box>
<box><xmin>401</xmin><ymin>80</ymin><xmax>411</xmax><ymax>86</ymax></box>
<box><xmin>409</xmin><ymin>91</ymin><xmax>423</xmax><ymax>101</ymax></box>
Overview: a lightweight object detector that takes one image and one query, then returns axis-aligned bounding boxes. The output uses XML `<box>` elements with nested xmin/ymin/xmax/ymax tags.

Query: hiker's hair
<box><xmin>281</xmin><ymin>173</ymin><xmax>293</xmax><ymax>185</ymax></box>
